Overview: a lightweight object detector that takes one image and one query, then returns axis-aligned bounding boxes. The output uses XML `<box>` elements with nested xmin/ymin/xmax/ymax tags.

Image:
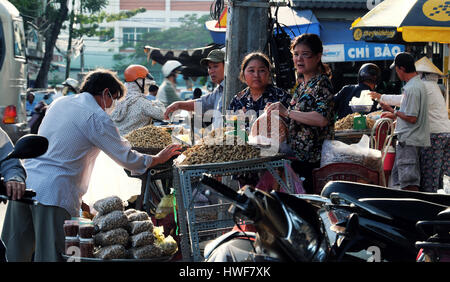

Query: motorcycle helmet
<box><xmin>124</xmin><ymin>64</ymin><xmax>154</xmax><ymax>82</ymax></box>
<box><xmin>358</xmin><ymin>63</ymin><xmax>381</xmax><ymax>85</ymax></box>
<box><xmin>162</xmin><ymin>60</ymin><xmax>183</xmax><ymax>78</ymax></box>
<box><xmin>62</xmin><ymin>78</ymin><xmax>80</xmax><ymax>93</ymax></box>
<box><xmin>124</xmin><ymin>64</ymin><xmax>155</xmax><ymax>93</ymax></box>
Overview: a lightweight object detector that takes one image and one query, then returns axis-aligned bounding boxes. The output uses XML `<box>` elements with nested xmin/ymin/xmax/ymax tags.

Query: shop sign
<box><xmin>323</xmin><ymin>43</ymin><xmax>404</xmax><ymax>62</ymax></box>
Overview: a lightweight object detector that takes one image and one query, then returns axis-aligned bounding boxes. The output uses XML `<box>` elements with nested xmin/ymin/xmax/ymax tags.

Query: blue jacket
<box><xmin>333</xmin><ymin>82</ymin><xmax>378</xmax><ymax>120</ymax></box>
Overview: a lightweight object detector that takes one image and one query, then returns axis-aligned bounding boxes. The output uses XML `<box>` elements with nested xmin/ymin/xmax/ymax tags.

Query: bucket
<box><xmin>384</xmin><ymin>152</ymin><xmax>396</xmax><ymax>171</ymax></box>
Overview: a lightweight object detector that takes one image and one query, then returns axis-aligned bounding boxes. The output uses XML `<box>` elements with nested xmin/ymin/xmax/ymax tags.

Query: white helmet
<box><xmin>62</xmin><ymin>78</ymin><xmax>79</xmax><ymax>92</ymax></box>
<box><xmin>162</xmin><ymin>60</ymin><xmax>183</xmax><ymax>78</ymax></box>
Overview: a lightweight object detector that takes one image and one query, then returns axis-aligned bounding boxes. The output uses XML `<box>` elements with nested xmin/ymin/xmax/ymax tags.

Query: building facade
<box><xmin>65</xmin><ymin>0</ymin><xmax>213</xmax><ymax>76</ymax></box>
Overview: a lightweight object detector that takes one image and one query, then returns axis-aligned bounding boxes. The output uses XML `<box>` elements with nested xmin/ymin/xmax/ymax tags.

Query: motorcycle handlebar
<box><xmin>0</xmin><ymin>182</ymin><xmax>37</xmax><ymax>205</ymax></box>
<box><xmin>200</xmin><ymin>174</ymin><xmax>248</xmax><ymax>205</ymax></box>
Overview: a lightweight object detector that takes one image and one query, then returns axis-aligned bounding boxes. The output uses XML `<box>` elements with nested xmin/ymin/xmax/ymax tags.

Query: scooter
<box><xmin>320</xmin><ymin>181</ymin><xmax>450</xmax><ymax>262</ymax></box>
<box><xmin>0</xmin><ymin>134</ymin><xmax>49</xmax><ymax>262</ymax></box>
<box><xmin>201</xmin><ymin>174</ymin><xmax>450</xmax><ymax>262</ymax></box>
<box><xmin>415</xmin><ymin>207</ymin><xmax>450</xmax><ymax>262</ymax></box>
<box><xmin>200</xmin><ymin>173</ymin><xmax>333</xmax><ymax>262</ymax></box>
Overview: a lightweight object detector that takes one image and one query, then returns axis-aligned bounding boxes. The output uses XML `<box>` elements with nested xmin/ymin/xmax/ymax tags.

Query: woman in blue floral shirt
<box><xmin>266</xmin><ymin>34</ymin><xmax>335</xmax><ymax>193</ymax></box>
<box><xmin>228</xmin><ymin>52</ymin><xmax>291</xmax><ymax>118</ymax></box>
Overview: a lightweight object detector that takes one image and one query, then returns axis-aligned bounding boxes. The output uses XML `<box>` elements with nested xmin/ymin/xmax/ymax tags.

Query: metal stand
<box><xmin>126</xmin><ymin>162</ymin><xmax>173</xmax><ymax>215</ymax></box>
<box><xmin>173</xmin><ymin>156</ymin><xmax>293</xmax><ymax>261</ymax></box>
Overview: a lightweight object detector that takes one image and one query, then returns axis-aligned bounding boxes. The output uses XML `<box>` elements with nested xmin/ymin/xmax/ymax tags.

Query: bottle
<box><xmin>63</xmin><ymin>220</ymin><xmax>79</xmax><ymax>237</ymax></box>
<box><xmin>79</xmin><ymin>238</ymin><xmax>94</xmax><ymax>258</ymax></box>
<box><xmin>65</xmin><ymin>237</ymin><xmax>80</xmax><ymax>256</ymax></box>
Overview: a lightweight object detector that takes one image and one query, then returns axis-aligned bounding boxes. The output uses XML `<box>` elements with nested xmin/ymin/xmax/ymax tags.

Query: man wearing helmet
<box><xmin>110</xmin><ymin>64</ymin><xmax>165</xmax><ymax>135</ymax></box>
<box><xmin>62</xmin><ymin>78</ymin><xmax>80</xmax><ymax>96</ymax></box>
<box><xmin>333</xmin><ymin>63</ymin><xmax>381</xmax><ymax>120</ymax></box>
<box><xmin>156</xmin><ymin>60</ymin><xmax>184</xmax><ymax>107</ymax></box>
<box><xmin>164</xmin><ymin>49</ymin><xmax>225</xmax><ymax>128</ymax></box>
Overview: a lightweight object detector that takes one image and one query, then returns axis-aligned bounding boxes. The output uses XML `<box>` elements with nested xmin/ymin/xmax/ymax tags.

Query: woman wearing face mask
<box><xmin>110</xmin><ymin>64</ymin><xmax>165</xmax><ymax>136</ymax></box>
<box><xmin>266</xmin><ymin>34</ymin><xmax>335</xmax><ymax>194</ymax></box>
<box><xmin>1</xmin><ymin>69</ymin><xmax>182</xmax><ymax>262</ymax></box>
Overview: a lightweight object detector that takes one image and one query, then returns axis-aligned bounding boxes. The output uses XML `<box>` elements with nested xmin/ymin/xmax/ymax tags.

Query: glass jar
<box><xmin>79</xmin><ymin>238</ymin><xmax>94</xmax><ymax>258</ymax></box>
<box><xmin>63</xmin><ymin>220</ymin><xmax>79</xmax><ymax>237</ymax></box>
<box><xmin>79</xmin><ymin>222</ymin><xmax>94</xmax><ymax>239</ymax></box>
<box><xmin>65</xmin><ymin>237</ymin><xmax>80</xmax><ymax>256</ymax></box>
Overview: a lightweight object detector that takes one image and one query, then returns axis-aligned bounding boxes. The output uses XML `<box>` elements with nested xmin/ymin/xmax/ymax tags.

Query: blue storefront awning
<box><xmin>320</xmin><ymin>20</ymin><xmax>405</xmax><ymax>63</ymax></box>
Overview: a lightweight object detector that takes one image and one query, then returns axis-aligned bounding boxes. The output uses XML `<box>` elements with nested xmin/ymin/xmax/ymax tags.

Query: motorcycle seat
<box><xmin>321</xmin><ymin>181</ymin><xmax>450</xmax><ymax>207</ymax></box>
<box><xmin>358</xmin><ymin>198</ymin><xmax>448</xmax><ymax>225</ymax></box>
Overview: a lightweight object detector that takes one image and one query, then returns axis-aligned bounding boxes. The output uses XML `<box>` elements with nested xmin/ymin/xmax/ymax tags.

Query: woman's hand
<box><xmin>152</xmin><ymin>144</ymin><xmax>182</xmax><ymax>167</ymax></box>
<box><xmin>6</xmin><ymin>180</ymin><xmax>26</xmax><ymax>200</ymax></box>
<box><xmin>265</xmin><ymin>102</ymin><xmax>289</xmax><ymax>118</ymax></box>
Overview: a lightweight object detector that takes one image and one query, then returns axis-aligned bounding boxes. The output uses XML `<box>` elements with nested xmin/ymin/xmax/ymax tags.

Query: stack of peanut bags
<box><xmin>92</xmin><ymin>196</ymin><xmax>177</xmax><ymax>260</ymax></box>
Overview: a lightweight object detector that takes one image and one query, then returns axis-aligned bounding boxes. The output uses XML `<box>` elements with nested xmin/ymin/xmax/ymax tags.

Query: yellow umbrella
<box><xmin>351</xmin><ymin>0</ymin><xmax>450</xmax><ymax>44</ymax></box>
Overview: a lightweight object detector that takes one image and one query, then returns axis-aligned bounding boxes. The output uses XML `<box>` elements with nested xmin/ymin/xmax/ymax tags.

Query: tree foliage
<box><xmin>10</xmin><ymin>0</ymin><xmax>70</xmax><ymax>87</ymax></box>
<box><xmin>73</xmin><ymin>6</ymin><xmax>146</xmax><ymax>38</ymax></box>
<box><xmin>136</xmin><ymin>14</ymin><xmax>212</xmax><ymax>50</ymax></box>
<box><xmin>114</xmin><ymin>14</ymin><xmax>213</xmax><ymax>72</ymax></box>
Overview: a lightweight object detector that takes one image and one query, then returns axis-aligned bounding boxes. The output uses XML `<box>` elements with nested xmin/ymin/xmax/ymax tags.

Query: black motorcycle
<box><xmin>415</xmin><ymin>207</ymin><xmax>450</xmax><ymax>262</ymax></box>
<box><xmin>320</xmin><ymin>181</ymin><xmax>450</xmax><ymax>262</ymax></box>
<box><xmin>0</xmin><ymin>134</ymin><xmax>49</xmax><ymax>262</ymax></box>
<box><xmin>200</xmin><ymin>174</ymin><xmax>450</xmax><ymax>262</ymax></box>
<box><xmin>200</xmin><ymin>174</ymin><xmax>336</xmax><ymax>262</ymax></box>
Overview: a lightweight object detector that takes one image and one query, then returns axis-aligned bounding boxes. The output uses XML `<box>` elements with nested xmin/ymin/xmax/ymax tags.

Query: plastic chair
<box><xmin>370</xmin><ymin>118</ymin><xmax>394</xmax><ymax>151</ymax></box>
<box><xmin>370</xmin><ymin>118</ymin><xmax>395</xmax><ymax>186</ymax></box>
<box><xmin>312</xmin><ymin>163</ymin><xmax>380</xmax><ymax>195</ymax></box>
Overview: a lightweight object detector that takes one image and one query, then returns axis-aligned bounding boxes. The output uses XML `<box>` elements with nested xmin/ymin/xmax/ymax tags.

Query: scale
<box><xmin>350</xmin><ymin>104</ymin><xmax>373</xmax><ymax>130</ymax></box>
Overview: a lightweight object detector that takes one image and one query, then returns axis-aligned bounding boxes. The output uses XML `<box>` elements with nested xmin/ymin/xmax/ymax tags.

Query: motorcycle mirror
<box><xmin>1</xmin><ymin>134</ymin><xmax>49</xmax><ymax>162</ymax></box>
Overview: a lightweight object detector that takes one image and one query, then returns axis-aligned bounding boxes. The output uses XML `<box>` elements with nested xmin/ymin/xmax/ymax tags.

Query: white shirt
<box><xmin>380</xmin><ymin>80</ymin><xmax>450</xmax><ymax>134</ymax></box>
<box><xmin>24</xmin><ymin>92</ymin><xmax>153</xmax><ymax>216</ymax></box>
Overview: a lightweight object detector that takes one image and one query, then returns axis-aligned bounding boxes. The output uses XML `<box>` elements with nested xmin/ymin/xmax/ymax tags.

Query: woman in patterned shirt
<box><xmin>228</xmin><ymin>52</ymin><xmax>291</xmax><ymax>121</ymax></box>
<box><xmin>266</xmin><ymin>34</ymin><xmax>335</xmax><ymax>194</ymax></box>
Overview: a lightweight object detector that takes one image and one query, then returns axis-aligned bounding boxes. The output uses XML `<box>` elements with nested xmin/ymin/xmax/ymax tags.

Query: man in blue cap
<box><xmin>164</xmin><ymin>49</ymin><xmax>225</xmax><ymax>129</ymax></box>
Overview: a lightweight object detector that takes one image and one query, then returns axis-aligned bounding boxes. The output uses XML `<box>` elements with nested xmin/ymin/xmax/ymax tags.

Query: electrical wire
<box><xmin>232</xmin><ymin>213</ymin><xmax>257</xmax><ymax>254</ymax></box>
<box><xmin>209</xmin><ymin>0</ymin><xmax>224</xmax><ymax>22</ymax></box>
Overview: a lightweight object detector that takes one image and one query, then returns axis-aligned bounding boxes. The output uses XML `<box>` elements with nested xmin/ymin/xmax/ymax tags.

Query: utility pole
<box><xmin>222</xmin><ymin>0</ymin><xmax>270</xmax><ymax>114</ymax></box>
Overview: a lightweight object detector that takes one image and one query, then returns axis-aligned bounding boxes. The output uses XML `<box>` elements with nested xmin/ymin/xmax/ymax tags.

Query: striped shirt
<box><xmin>24</xmin><ymin>92</ymin><xmax>153</xmax><ymax>216</ymax></box>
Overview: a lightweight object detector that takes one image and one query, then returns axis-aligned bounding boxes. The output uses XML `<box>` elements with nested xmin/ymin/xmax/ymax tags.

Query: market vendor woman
<box><xmin>266</xmin><ymin>33</ymin><xmax>335</xmax><ymax>193</ymax></box>
<box><xmin>228</xmin><ymin>52</ymin><xmax>291</xmax><ymax>118</ymax></box>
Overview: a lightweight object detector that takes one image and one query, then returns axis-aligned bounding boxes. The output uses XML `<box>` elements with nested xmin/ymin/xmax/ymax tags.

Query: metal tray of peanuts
<box><xmin>175</xmin><ymin>154</ymin><xmax>287</xmax><ymax>171</ymax></box>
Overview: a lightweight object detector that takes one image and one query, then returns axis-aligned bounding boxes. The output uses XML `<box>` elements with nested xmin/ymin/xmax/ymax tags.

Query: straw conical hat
<box><xmin>415</xmin><ymin>56</ymin><xmax>444</xmax><ymax>76</ymax></box>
